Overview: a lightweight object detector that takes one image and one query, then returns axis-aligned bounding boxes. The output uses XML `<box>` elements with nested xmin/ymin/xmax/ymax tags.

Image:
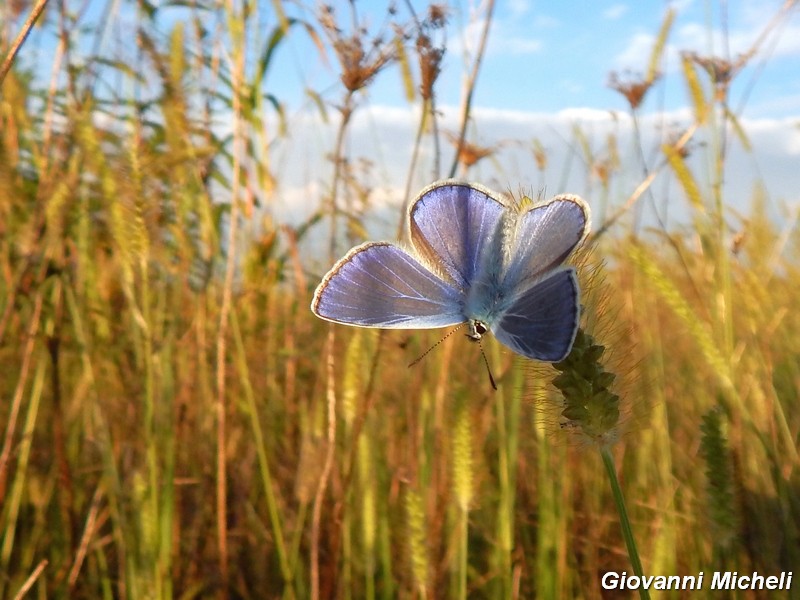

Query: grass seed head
<box><xmin>552</xmin><ymin>328</ymin><xmax>622</xmax><ymax>447</ymax></box>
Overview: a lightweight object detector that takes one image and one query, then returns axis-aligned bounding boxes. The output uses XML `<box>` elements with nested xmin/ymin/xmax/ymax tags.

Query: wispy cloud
<box><xmin>603</xmin><ymin>4</ymin><xmax>629</xmax><ymax>20</ymax></box>
<box><xmin>491</xmin><ymin>35</ymin><xmax>543</xmax><ymax>55</ymax></box>
<box><xmin>463</xmin><ymin>14</ymin><xmax>544</xmax><ymax>57</ymax></box>
<box><xmin>507</xmin><ymin>0</ymin><xmax>531</xmax><ymax>19</ymax></box>
<box><xmin>278</xmin><ymin>103</ymin><xmax>800</xmax><ymax>236</ymax></box>
<box><xmin>531</xmin><ymin>13</ymin><xmax>560</xmax><ymax>29</ymax></box>
<box><xmin>613</xmin><ymin>32</ymin><xmax>658</xmax><ymax>71</ymax></box>
<box><xmin>615</xmin><ymin>8</ymin><xmax>800</xmax><ymax>73</ymax></box>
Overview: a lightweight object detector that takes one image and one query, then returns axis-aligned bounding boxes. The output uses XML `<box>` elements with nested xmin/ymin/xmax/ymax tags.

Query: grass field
<box><xmin>1</xmin><ymin>1</ymin><xmax>799</xmax><ymax>598</ymax></box>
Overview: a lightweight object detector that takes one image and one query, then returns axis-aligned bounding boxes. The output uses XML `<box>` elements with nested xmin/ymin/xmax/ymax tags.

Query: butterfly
<box><xmin>311</xmin><ymin>180</ymin><xmax>590</xmax><ymax>362</ymax></box>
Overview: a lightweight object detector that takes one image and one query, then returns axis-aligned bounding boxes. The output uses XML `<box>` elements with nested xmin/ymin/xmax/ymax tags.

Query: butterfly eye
<box><xmin>466</xmin><ymin>320</ymin><xmax>488</xmax><ymax>341</ymax></box>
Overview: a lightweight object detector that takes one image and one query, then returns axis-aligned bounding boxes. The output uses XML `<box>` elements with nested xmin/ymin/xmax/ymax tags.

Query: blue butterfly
<box><xmin>311</xmin><ymin>180</ymin><xmax>590</xmax><ymax>362</ymax></box>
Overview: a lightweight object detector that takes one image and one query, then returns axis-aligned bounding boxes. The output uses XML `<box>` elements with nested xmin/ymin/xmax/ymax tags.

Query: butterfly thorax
<box><xmin>463</xmin><ymin>272</ymin><xmax>507</xmax><ymax>328</ymax></box>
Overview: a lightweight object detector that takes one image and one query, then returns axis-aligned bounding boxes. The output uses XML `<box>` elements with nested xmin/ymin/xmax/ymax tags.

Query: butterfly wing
<box><xmin>491</xmin><ymin>268</ymin><xmax>580</xmax><ymax>362</ymax></box>
<box><xmin>503</xmin><ymin>195</ymin><xmax>590</xmax><ymax>291</ymax></box>
<box><xmin>409</xmin><ymin>181</ymin><xmax>506</xmax><ymax>288</ymax></box>
<box><xmin>311</xmin><ymin>242</ymin><xmax>465</xmax><ymax>328</ymax></box>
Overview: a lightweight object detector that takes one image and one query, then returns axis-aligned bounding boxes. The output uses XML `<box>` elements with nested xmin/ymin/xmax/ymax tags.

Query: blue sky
<box><xmin>472</xmin><ymin>0</ymin><xmax>800</xmax><ymax>118</ymax></box>
<box><xmin>13</xmin><ymin>0</ymin><xmax>800</xmax><ymax>239</ymax></box>
<box><xmin>263</xmin><ymin>0</ymin><xmax>800</xmax><ymax>240</ymax></box>
<box><xmin>271</xmin><ymin>0</ymin><xmax>800</xmax><ymax>118</ymax></box>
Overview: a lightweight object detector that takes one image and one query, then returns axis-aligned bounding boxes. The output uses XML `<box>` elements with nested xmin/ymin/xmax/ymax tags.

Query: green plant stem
<box><xmin>0</xmin><ymin>280</ymin><xmax>45</xmax><ymax>499</ymax></box>
<box><xmin>311</xmin><ymin>328</ymin><xmax>338</xmax><ymax>599</ymax></box>
<box><xmin>600</xmin><ymin>447</ymin><xmax>649</xmax><ymax>600</ymax></box>
<box><xmin>0</xmin><ymin>347</ymin><xmax>46</xmax><ymax>600</ymax></box>
<box><xmin>494</xmin><ymin>379</ymin><xmax>513</xmax><ymax>597</ymax></box>
<box><xmin>230</xmin><ymin>309</ymin><xmax>292</xmax><ymax>588</ymax></box>
<box><xmin>215</xmin><ymin>2</ymin><xmax>247</xmax><ymax>592</ymax></box>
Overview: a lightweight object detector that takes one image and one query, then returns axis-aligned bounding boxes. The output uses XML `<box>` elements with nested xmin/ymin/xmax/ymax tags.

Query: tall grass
<box><xmin>1</xmin><ymin>1</ymin><xmax>799</xmax><ymax>599</ymax></box>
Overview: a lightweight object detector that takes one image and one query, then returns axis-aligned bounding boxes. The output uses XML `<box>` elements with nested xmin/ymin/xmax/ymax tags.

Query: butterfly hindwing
<box><xmin>312</xmin><ymin>242</ymin><xmax>465</xmax><ymax>328</ymax></box>
<box><xmin>492</xmin><ymin>268</ymin><xmax>580</xmax><ymax>362</ymax></box>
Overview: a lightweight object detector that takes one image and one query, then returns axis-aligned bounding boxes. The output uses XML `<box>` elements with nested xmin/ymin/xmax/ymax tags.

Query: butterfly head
<box><xmin>466</xmin><ymin>319</ymin><xmax>489</xmax><ymax>342</ymax></box>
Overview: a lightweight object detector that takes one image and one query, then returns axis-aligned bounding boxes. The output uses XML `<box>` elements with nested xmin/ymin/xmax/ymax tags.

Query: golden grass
<box><xmin>1</xmin><ymin>1</ymin><xmax>799</xmax><ymax>599</ymax></box>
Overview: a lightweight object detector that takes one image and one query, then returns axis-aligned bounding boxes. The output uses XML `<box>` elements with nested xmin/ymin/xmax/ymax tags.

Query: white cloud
<box><xmin>743</xmin><ymin>116</ymin><xmax>800</xmax><ymax>156</ymax></box>
<box><xmin>668</xmin><ymin>0</ymin><xmax>695</xmax><ymax>13</ymax></box>
<box><xmin>507</xmin><ymin>0</ymin><xmax>531</xmax><ymax>19</ymax></box>
<box><xmin>488</xmin><ymin>13</ymin><xmax>546</xmax><ymax>56</ymax></box>
<box><xmin>555</xmin><ymin>107</ymin><xmax>624</xmax><ymax>122</ymax></box>
<box><xmin>613</xmin><ymin>31</ymin><xmax>658</xmax><ymax>71</ymax></box>
<box><xmin>559</xmin><ymin>79</ymin><xmax>587</xmax><ymax>95</ymax></box>
<box><xmin>462</xmin><ymin>16</ymin><xmax>544</xmax><ymax>58</ymax></box>
<box><xmin>603</xmin><ymin>4</ymin><xmax>629</xmax><ymax>20</ymax></box>
<box><xmin>276</xmin><ymin>103</ymin><xmax>800</xmax><ymax>238</ymax></box>
<box><xmin>750</xmin><ymin>92</ymin><xmax>800</xmax><ymax>117</ymax></box>
<box><xmin>614</xmin><ymin>8</ymin><xmax>800</xmax><ymax>74</ymax></box>
<box><xmin>491</xmin><ymin>36</ymin><xmax>543</xmax><ymax>55</ymax></box>
<box><xmin>531</xmin><ymin>13</ymin><xmax>560</xmax><ymax>29</ymax></box>
<box><xmin>771</xmin><ymin>23</ymin><xmax>800</xmax><ymax>59</ymax></box>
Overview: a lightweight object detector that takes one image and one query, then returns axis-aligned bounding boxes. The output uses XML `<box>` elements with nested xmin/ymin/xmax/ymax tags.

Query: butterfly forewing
<box><xmin>312</xmin><ymin>242</ymin><xmax>465</xmax><ymax>328</ymax></box>
<box><xmin>409</xmin><ymin>182</ymin><xmax>506</xmax><ymax>289</ymax></box>
<box><xmin>503</xmin><ymin>195</ymin><xmax>589</xmax><ymax>291</ymax></box>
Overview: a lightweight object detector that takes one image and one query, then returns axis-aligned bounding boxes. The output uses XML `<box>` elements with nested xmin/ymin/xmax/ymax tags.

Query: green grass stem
<box><xmin>601</xmin><ymin>447</ymin><xmax>649</xmax><ymax>600</ymax></box>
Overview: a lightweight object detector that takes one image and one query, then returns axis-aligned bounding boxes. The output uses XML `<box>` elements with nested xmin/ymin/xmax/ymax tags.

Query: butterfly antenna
<box><xmin>479</xmin><ymin>341</ymin><xmax>498</xmax><ymax>391</ymax></box>
<box><xmin>408</xmin><ymin>323</ymin><xmax>466</xmax><ymax>368</ymax></box>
